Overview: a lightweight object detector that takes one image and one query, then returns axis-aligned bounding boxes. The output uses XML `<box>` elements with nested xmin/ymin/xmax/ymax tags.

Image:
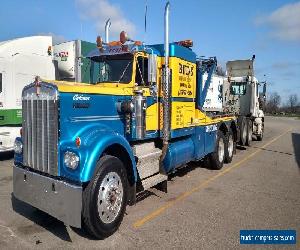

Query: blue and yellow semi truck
<box><xmin>13</xmin><ymin>2</ymin><xmax>238</xmax><ymax>239</ymax></box>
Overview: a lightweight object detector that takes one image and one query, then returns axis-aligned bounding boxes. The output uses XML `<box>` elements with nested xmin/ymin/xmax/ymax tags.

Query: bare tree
<box><xmin>266</xmin><ymin>92</ymin><xmax>281</xmax><ymax>114</ymax></box>
<box><xmin>288</xmin><ymin>94</ymin><xmax>298</xmax><ymax>113</ymax></box>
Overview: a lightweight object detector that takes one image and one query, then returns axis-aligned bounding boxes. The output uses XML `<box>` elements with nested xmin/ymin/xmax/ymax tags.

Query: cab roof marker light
<box><xmin>134</xmin><ymin>41</ymin><xmax>142</xmax><ymax>46</ymax></box>
<box><xmin>176</xmin><ymin>40</ymin><xmax>193</xmax><ymax>48</ymax></box>
<box><xmin>120</xmin><ymin>31</ymin><xmax>129</xmax><ymax>44</ymax></box>
<box><xmin>96</xmin><ymin>36</ymin><xmax>104</xmax><ymax>52</ymax></box>
<box><xmin>120</xmin><ymin>31</ymin><xmax>141</xmax><ymax>46</ymax></box>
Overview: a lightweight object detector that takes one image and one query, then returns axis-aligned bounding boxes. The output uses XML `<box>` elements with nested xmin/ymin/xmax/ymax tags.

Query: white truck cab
<box><xmin>223</xmin><ymin>57</ymin><xmax>266</xmax><ymax>144</ymax></box>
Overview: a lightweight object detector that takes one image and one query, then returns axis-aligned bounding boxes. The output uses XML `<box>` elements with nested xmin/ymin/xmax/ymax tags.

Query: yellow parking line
<box><xmin>133</xmin><ymin>128</ymin><xmax>292</xmax><ymax>229</ymax></box>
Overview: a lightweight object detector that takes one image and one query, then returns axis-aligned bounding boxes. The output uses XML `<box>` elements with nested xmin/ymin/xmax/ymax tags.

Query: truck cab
<box><xmin>223</xmin><ymin>57</ymin><xmax>266</xmax><ymax>145</ymax></box>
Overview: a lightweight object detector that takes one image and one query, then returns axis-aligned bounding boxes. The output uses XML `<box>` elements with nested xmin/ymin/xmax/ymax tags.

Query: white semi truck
<box><xmin>0</xmin><ymin>36</ymin><xmax>55</xmax><ymax>152</ymax></box>
<box><xmin>223</xmin><ymin>56</ymin><xmax>266</xmax><ymax>145</ymax></box>
<box><xmin>200</xmin><ymin>56</ymin><xmax>266</xmax><ymax>146</ymax></box>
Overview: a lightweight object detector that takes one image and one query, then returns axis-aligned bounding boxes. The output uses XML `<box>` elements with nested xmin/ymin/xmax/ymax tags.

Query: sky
<box><xmin>0</xmin><ymin>0</ymin><xmax>299</xmax><ymax>104</ymax></box>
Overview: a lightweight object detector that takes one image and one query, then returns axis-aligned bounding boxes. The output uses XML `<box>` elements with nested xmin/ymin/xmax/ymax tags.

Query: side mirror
<box><xmin>263</xmin><ymin>82</ymin><xmax>266</xmax><ymax>97</ymax></box>
<box><xmin>148</xmin><ymin>54</ymin><xmax>157</xmax><ymax>84</ymax></box>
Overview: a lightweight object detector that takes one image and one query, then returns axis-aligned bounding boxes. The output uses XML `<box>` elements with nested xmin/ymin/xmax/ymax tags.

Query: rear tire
<box><xmin>82</xmin><ymin>155</ymin><xmax>128</xmax><ymax>239</ymax></box>
<box><xmin>225</xmin><ymin>129</ymin><xmax>234</xmax><ymax>163</ymax></box>
<box><xmin>239</xmin><ymin>117</ymin><xmax>247</xmax><ymax>146</ymax></box>
<box><xmin>246</xmin><ymin>119</ymin><xmax>252</xmax><ymax>146</ymax></box>
<box><xmin>208</xmin><ymin>130</ymin><xmax>225</xmax><ymax>170</ymax></box>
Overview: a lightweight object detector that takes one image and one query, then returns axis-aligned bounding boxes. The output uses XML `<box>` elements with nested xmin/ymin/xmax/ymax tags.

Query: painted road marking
<box><xmin>133</xmin><ymin>128</ymin><xmax>292</xmax><ymax>229</ymax></box>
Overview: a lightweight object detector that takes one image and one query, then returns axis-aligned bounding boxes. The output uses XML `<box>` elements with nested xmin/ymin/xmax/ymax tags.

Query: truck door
<box><xmin>134</xmin><ymin>55</ymin><xmax>159</xmax><ymax>137</ymax></box>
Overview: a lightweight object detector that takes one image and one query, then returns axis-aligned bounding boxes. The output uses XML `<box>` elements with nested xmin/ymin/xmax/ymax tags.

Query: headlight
<box><xmin>64</xmin><ymin>151</ymin><xmax>80</xmax><ymax>170</ymax></box>
<box><xmin>14</xmin><ymin>140</ymin><xmax>23</xmax><ymax>154</ymax></box>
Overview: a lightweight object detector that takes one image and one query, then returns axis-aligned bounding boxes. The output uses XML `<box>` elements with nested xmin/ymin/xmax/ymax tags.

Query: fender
<box><xmin>59</xmin><ymin>124</ymin><xmax>137</xmax><ymax>183</ymax></box>
<box><xmin>81</xmin><ymin>130</ymin><xmax>137</xmax><ymax>182</ymax></box>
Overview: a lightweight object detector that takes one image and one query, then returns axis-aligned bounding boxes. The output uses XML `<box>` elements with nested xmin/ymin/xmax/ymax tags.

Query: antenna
<box><xmin>144</xmin><ymin>0</ymin><xmax>148</xmax><ymax>44</ymax></box>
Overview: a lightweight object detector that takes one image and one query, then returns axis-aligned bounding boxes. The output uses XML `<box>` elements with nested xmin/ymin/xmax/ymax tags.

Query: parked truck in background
<box><xmin>0</xmin><ymin>36</ymin><xmax>55</xmax><ymax>152</ymax></box>
<box><xmin>0</xmin><ymin>37</ymin><xmax>96</xmax><ymax>153</ymax></box>
<box><xmin>13</xmin><ymin>2</ymin><xmax>243</xmax><ymax>239</ymax></box>
<box><xmin>223</xmin><ymin>56</ymin><xmax>266</xmax><ymax>145</ymax></box>
<box><xmin>53</xmin><ymin>40</ymin><xmax>96</xmax><ymax>82</ymax></box>
<box><xmin>199</xmin><ymin>56</ymin><xmax>266</xmax><ymax>146</ymax></box>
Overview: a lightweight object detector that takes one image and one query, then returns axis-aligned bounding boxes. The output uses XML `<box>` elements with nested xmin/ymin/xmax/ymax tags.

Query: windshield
<box><xmin>230</xmin><ymin>81</ymin><xmax>247</xmax><ymax>95</ymax></box>
<box><xmin>90</xmin><ymin>54</ymin><xmax>133</xmax><ymax>84</ymax></box>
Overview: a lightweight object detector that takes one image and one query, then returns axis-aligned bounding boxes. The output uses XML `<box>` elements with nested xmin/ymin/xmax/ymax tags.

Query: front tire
<box><xmin>257</xmin><ymin>121</ymin><xmax>264</xmax><ymax>141</ymax></box>
<box><xmin>82</xmin><ymin>155</ymin><xmax>128</xmax><ymax>239</ymax></box>
<box><xmin>208</xmin><ymin>130</ymin><xmax>225</xmax><ymax>170</ymax></box>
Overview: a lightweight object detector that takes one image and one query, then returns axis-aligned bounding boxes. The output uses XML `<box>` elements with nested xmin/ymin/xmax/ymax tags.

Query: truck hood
<box><xmin>44</xmin><ymin>80</ymin><xmax>133</xmax><ymax>96</ymax></box>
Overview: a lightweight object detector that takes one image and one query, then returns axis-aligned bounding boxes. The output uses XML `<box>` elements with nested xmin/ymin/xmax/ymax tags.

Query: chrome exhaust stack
<box><xmin>105</xmin><ymin>19</ymin><xmax>111</xmax><ymax>43</ymax></box>
<box><xmin>160</xmin><ymin>1</ymin><xmax>171</xmax><ymax>167</ymax></box>
<box><xmin>163</xmin><ymin>1</ymin><xmax>170</xmax><ymax>143</ymax></box>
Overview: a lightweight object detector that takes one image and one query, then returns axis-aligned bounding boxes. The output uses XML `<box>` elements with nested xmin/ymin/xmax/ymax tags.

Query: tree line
<box><xmin>265</xmin><ymin>93</ymin><xmax>299</xmax><ymax>115</ymax></box>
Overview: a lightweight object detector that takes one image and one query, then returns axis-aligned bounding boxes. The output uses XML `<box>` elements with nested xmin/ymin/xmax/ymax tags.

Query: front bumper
<box><xmin>13</xmin><ymin>166</ymin><xmax>82</xmax><ymax>228</ymax></box>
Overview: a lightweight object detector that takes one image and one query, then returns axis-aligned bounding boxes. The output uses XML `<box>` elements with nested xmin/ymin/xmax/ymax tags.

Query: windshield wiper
<box><xmin>117</xmin><ymin>61</ymin><xmax>132</xmax><ymax>83</ymax></box>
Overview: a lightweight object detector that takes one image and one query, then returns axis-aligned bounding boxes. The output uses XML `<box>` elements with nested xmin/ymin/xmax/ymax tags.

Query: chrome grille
<box><xmin>22</xmin><ymin>84</ymin><xmax>59</xmax><ymax>176</ymax></box>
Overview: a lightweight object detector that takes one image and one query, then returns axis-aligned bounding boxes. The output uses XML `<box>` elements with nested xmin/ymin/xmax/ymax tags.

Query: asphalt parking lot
<box><xmin>0</xmin><ymin>116</ymin><xmax>299</xmax><ymax>249</ymax></box>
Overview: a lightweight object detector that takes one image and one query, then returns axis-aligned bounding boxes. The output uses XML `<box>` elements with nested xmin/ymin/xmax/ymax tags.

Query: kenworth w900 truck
<box><xmin>13</xmin><ymin>2</ymin><xmax>238</xmax><ymax>239</ymax></box>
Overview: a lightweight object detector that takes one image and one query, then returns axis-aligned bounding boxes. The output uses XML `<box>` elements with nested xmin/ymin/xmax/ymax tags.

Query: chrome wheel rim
<box><xmin>97</xmin><ymin>172</ymin><xmax>123</xmax><ymax>224</ymax></box>
<box><xmin>248</xmin><ymin>128</ymin><xmax>252</xmax><ymax>142</ymax></box>
<box><xmin>242</xmin><ymin>126</ymin><xmax>247</xmax><ymax>142</ymax></box>
<box><xmin>218</xmin><ymin>138</ymin><xmax>225</xmax><ymax>162</ymax></box>
<box><xmin>228</xmin><ymin>135</ymin><xmax>234</xmax><ymax>157</ymax></box>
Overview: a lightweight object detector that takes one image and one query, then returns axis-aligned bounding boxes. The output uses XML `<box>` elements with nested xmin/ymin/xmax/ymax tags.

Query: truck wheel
<box><xmin>257</xmin><ymin>122</ymin><xmax>264</xmax><ymax>141</ymax></box>
<box><xmin>82</xmin><ymin>155</ymin><xmax>128</xmax><ymax>239</ymax></box>
<box><xmin>240</xmin><ymin>117</ymin><xmax>247</xmax><ymax>146</ymax></box>
<box><xmin>224</xmin><ymin>129</ymin><xmax>234</xmax><ymax>163</ymax></box>
<box><xmin>208</xmin><ymin>130</ymin><xmax>225</xmax><ymax>170</ymax></box>
<box><xmin>245</xmin><ymin>120</ymin><xmax>252</xmax><ymax>146</ymax></box>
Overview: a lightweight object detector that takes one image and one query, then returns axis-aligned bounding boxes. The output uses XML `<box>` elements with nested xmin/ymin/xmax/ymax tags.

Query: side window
<box><xmin>135</xmin><ymin>57</ymin><xmax>148</xmax><ymax>86</ymax></box>
<box><xmin>0</xmin><ymin>73</ymin><xmax>2</xmax><ymax>93</ymax></box>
